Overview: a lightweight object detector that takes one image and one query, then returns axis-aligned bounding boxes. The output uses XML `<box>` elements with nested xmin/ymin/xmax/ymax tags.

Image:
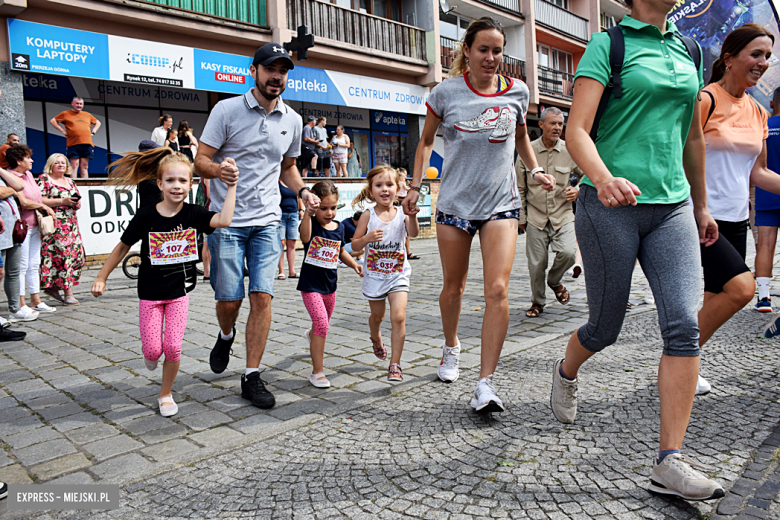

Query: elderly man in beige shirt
<box><xmin>517</xmin><ymin>107</ymin><xmax>583</xmax><ymax>317</ymax></box>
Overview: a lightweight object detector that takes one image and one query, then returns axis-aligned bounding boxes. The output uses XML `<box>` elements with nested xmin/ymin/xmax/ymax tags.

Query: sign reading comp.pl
<box><xmin>8</xmin><ymin>19</ymin><xmax>429</xmax><ymax>114</ymax></box>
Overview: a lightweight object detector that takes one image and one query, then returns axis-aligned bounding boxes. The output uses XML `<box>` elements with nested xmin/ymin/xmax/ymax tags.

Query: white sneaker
<box><xmin>309</xmin><ymin>372</ymin><xmax>331</xmax><ymax>388</ymax></box>
<box><xmin>644</xmin><ymin>285</ymin><xmax>655</xmax><ymax>305</ymax></box>
<box><xmin>695</xmin><ymin>374</ymin><xmax>711</xmax><ymax>396</ymax></box>
<box><xmin>437</xmin><ymin>342</ymin><xmax>460</xmax><ymax>383</ymax></box>
<box><xmin>648</xmin><ymin>453</ymin><xmax>725</xmax><ymax>501</ymax></box>
<box><xmin>0</xmin><ymin>316</ymin><xmax>10</xmax><ymax>329</ymax></box>
<box><xmin>470</xmin><ymin>375</ymin><xmax>504</xmax><ymax>413</ymax></box>
<box><xmin>9</xmin><ymin>306</ymin><xmax>38</xmax><ymax>323</ymax></box>
<box><xmin>33</xmin><ymin>302</ymin><xmax>56</xmax><ymax>313</ymax></box>
<box><xmin>144</xmin><ymin>357</ymin><xmax>158</xmax><ymax>371</ymax></box>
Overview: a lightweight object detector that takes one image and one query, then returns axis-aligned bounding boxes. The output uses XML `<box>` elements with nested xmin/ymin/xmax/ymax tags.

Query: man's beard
<box><xmin>256</xmin><ymin>76</ymin><xmax>286</xmax><ymax>101</ymax></box>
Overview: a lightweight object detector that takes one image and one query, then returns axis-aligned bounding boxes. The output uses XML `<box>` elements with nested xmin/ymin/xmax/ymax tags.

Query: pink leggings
<box><xmin>139</xmin><ymin>295</ymin><xmax>189</xmax><ymax>363</ymax></box>
<box><xmin>301</xmin><ymin>291</ymin><xmax>336</xmax><ymax>337</ymax></box>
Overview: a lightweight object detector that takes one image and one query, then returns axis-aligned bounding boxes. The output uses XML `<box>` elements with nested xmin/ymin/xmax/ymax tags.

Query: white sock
<box><xmin>245</xmin><ymin>367</ymin><xmax>259</xmax><ymax>376</ymax></box>
<box><xmin>220</xmin><ymin>329</ymin><xmax>234</xmax><ymax>341</ymax></box>
<box><xmin>758</xmin><ymin>277</ymin><xmax>771</xmax><ymax>300</ymax></box>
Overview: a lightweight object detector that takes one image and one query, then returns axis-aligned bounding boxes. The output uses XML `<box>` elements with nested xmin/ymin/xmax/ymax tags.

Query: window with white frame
<box><xmin>537</xmin><ymin>44</ymin><xmax>573</xmax><ymax>73</ymax></box>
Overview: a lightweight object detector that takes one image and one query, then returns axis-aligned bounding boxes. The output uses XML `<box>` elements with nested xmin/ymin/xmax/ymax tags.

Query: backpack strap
<box><xmin>590</xmin><ymin>26</ymin><xmax>624</xmax><ymax>141</ymax></box>
<box><xmin>701</xmin><ymin>89</ymin><xmax>715</xmax><ymax>129</ymax></box>
<box><xmin>675</xmin><ymin>33</ymin><xmax>702</xmax><ymax>72</ymax></box>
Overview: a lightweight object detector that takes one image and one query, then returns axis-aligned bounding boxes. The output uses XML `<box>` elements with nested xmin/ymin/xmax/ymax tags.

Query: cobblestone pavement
<box><xmin>1</xmin><ymin>234</ymin><xmax>779</xmax><ymax>519</ymax></box>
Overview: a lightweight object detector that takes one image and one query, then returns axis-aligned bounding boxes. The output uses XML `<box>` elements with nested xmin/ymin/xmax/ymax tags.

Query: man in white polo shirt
<box><xmin>195</xmin><ymin>43</ymin><xmax>321</xmax><ymax>409</ymax></box>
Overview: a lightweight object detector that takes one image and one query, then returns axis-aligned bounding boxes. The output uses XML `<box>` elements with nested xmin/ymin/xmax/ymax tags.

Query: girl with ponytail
<box><xmin>92</xmin><ymin>148</ymin><xmax>237</xmax><ymax>417</ymax></box>
<box><xmin>351</xmin><ymin>164</ymin><xmax>418</xmax><ymax>382</ymax></box>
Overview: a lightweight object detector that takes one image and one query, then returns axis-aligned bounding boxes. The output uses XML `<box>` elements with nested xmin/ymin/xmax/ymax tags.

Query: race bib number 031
<box><xmin>149</xmin><ymin>229</ymin><xmax>198</xmax><ymax>266</ymax></box>
<box><xmin>366</xmin><ymin>249</ymin><xmax>405</xmax><ymax>279</ymax></box>
<box><xmin>305</xmin><ymin>236</ymin><xmax>340</xmax><ymax>269</ymax></box>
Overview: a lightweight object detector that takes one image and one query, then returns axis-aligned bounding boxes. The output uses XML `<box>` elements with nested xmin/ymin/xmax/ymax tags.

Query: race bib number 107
<box><xmin>149</xmin><ymin>229</ymin><xmax>198</xmax><ymax>266</ymax></box>
<box><xmin>304</xmin><ymin>236</ymin><xmax>340</xmax><ymax>269</ymax></box>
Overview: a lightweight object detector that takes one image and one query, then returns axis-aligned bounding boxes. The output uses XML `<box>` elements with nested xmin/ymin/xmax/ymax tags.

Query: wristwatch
<box><xmin>298</xmin><ymin>186</ymin><xmax>312</xmax><ymax>198</ymax></box>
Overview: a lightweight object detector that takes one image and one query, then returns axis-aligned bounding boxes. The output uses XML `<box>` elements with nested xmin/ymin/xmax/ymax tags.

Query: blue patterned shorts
<box><xmin>435</xmin><ymin>208</ymin><xmax>520</xmax><ymax>236</ymax></box>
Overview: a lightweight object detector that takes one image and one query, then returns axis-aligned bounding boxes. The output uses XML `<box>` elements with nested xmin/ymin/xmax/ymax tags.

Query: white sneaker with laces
<box><xmin>437</xmin><ymin>342</ymin><xmax>460</xmax><ymax>383</ymax></box>
<box><xmin>470</xmin><ymin>375</ymin><xmax>504</xmax><ymax>413</ymax></box>
<box><xmin>644</xmin><ymin>285</ymin><xmax>655</xmax><ymax>305</ymax></box>
<box><xmin>551</xmin><ymin>358</ymin><xmax>578</xmax><ymax>423</ymax></box>
<box><xmin>488</xmin><ymin>108</ymin><xmax>513</xmax><ymax>143</ymax></box>
<box><xmin>648</xmin><ymin>453</ymin><xmax>725</xmax><ymax>501</ymax></box>
<box><xmin>454</xmin><ymin>106</ymin><xmax>501</xmax><ymax>133</ymax></box>
<box><xmin>695</xmin><ymin>374</ymin><xmax>711</xmax><ymax>396</ymax></box>
<box><xmin>9</xmin><ymin>306</ymin><xmax>38</xmax><ymax>323</ymax></box>
<box><xmin>34</xmin><ymin>302</ymin><xmax>56</xmax><ymax>313</ymax></box>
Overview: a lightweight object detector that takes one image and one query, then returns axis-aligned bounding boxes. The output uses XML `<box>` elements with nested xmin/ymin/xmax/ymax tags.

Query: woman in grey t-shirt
<box><xmin>403</xmin><ymin>17</ymin><xmax>555</xmax><ymax>414</ymax></box>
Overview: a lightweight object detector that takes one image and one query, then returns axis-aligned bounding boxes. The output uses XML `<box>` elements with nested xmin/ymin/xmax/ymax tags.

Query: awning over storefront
<box><xmin>8</xmin><ymin>19</ymin><xmax>430</xmax><ymax>114</ymax></box>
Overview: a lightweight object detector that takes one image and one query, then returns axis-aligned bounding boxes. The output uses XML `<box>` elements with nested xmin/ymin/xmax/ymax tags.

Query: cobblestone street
<box><xmin>1</xmin><ymin>235</ymin><xmax>779</xmax><ymax>519</ymax></box>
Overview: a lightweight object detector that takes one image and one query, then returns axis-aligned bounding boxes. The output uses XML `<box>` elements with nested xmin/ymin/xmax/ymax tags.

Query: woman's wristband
<box><xmin>530</xmin><ymin>167</ymin><xmax>545</xmax><ymax>177</ymax></box>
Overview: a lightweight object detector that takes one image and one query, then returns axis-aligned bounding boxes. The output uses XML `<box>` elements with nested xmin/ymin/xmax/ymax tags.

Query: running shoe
<box><xmin>644</xmin><ymin>286</ymin><xmax>655</xmax><ymax>305</ymax></box>
<box><xmin>755</xmin><ymin>297</ymin><xmax>773</xmax><ymax>313</ymax></box>
<box><xmin>470</xmin><ymin>375</ymin><xmax>504</xmax><ymax>413</ymax></box>
<box><xmin>33</xmin><ymin>302</ymin><xmax>56</xmax><ymax>313</ymax></box>
<box><xmin>648</xmin><ymin>453</ymin><xmax>725</xmax><ymax>501</ymax></box>
<box><xmin>437</xmin><ymin>342</ymin><xmax>460</xmax><ymax>383</ymax></box>
<box><xmin>551</xmin><ymin>358</ymin><xmax>578</xmax><ymax>424</ymax></box>
<box><xmin>144</xmin><ymin>357</ymin><xmax>158</xmax><ymax>371</ymax></box>
<box><xmin>695</xmin><ymin>374</ymin><xmax>711</xmax><ymax>396</ymax></box>
<box><xmin>488</xmin><ymin>108</ymin><xmax>513</xmax><ymax>143</ymax></box>
<box><xmin>8</xmin><ymin>306</ymin><xmax>38</xmax><ymax>323</ymax></box>
<box><xmin>454</xmin><ymin>106</ymin><xmax>501</xmax><ymax>133</ymax></box>
<box><xmin>241</xmin><ymin>372</ymin><xmax>275</xmax><ymax>408</ymax></box>
<box><xmin>764</xmin><ymin>312</ymin><xmax>780</xmax><ymax>338</ymax></box>
<box><xmin>209</xmin><ymin>327</ymin><xmax>235</xmax><ymax>374</ymax></box>
<box><xmin>0</xmin><ymin>481</ymin><xmax>7</xmax><ymax>500</ymax></box>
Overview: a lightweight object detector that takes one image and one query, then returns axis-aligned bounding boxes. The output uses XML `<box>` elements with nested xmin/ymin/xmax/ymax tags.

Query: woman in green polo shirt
<box><xmin>547</xmin><ymin>0</ymin><xmax>724</xmax><ymax>502</ymax></box>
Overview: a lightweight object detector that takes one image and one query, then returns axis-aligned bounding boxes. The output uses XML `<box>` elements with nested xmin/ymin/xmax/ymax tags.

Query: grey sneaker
<box><xmin>551</xmin><ymin>358</ymin><xmax>577</xmax><ymax>423</ymax></box>
<box><xmin>648</xmin><ymin>453</ymin><xmax>725</xmax><ymax>501</ymax></box>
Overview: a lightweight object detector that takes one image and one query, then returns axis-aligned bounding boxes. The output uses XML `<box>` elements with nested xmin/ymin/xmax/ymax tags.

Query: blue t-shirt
<box><xmin>756</xmin><ymin>115</ymin><xmax>780</xmax><ymax>211</ymax></box>
<box><xmin>342</xmin><ymin>217</ymin><xmax>357</xmax><ymax>243</ymax></box>
<box><xmin>279</xmin><ymin>182</ymin><xmax>298</xmax><ymax>213</ymax></box>
<box><xmin>296</xmin><ymin>217</ymin><xmax>344</xmax><ymax>295</ymax></box>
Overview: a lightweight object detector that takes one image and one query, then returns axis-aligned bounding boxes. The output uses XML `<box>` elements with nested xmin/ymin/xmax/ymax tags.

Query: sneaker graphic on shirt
<box><xmin>454</xmin><ymin>107</ymin><xmax>503</xmax><ymax>133</ymax></box>
<box><xmin>488</xmin><ymin>108</ymin><xmax>513</xmax><ymax>143</ymax></box>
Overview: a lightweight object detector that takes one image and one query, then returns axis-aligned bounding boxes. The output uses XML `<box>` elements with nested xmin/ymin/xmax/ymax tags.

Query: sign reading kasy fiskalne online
<box><xmin>8</xmin><ymin>19</ymin><xmax>429</xmax><ymax>114</ymax></box>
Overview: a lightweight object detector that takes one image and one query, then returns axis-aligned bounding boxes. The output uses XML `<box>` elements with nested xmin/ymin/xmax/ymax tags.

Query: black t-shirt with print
<box><xmin>296</xmin><ymin>217</ymin><xmax>344</xmax><ymax>295</ymax></box>
<box><xmin>121</xmin><ymin>203</ymin><xmax>216</xmax><ymax>301</ymax></box>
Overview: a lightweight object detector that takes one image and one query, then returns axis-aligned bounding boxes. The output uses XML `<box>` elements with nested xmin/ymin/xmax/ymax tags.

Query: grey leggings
<box><xmin>2</xmin><ymin>244</ymin><xmax>21</xmax><ymax>314</ymax></box>
<box><xmin>575</xmin><ymin>185</ymin><xmax>701</xmax><ymax>357</ymax></box>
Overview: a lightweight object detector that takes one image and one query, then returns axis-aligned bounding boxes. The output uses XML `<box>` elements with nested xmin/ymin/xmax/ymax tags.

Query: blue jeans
<box><xmin>208</xmin><ymin>225</ymin><xmax>282</xmax><ymax>301</ymax></box>
<box><xmin>279</xmin><ymin>212</ymin><xmax>300</xmax><ymax>240</ymax></box>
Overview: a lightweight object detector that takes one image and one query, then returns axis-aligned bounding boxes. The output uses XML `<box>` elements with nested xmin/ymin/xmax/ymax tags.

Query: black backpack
<box><xmin>590</xmin><ymin>26</ymin><xmax>703</xmax><ymax>141</ymax></box>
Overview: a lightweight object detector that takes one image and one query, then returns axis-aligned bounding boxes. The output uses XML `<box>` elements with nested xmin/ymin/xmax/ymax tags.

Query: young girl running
<box><xmin>351</xmin><ymin>165</ymin><xmax>419</xmax><ymax>382</ymax></box>
<box><xmin>91</xmin><ymin>149</ymin><xmax>237</xmax><ymax>417</ymax></box>
<box><xmin>298</xmin><ymin>181</ymin><xmax>362</xmax><ymax>388</ymax></box>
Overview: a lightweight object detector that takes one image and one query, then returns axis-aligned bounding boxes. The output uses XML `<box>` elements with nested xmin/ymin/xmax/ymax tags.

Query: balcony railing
<box><xmin>538</xmin><ymin>65</ymin><xmax>574</xmax><ymax>99</ymax></box>
<box><xmin>141</xmin><ymin>0</ymin><xmax>266</xmax><ymax>26</ymax></box>
<box><xmin>287</xmin><ymin>0</ymin><xmax>426</xmax><ymax>61</ymax></box>
<box><xmin>441</xmin><ymin>36</ymin><xmax>526</xmax><ymax>82</ymax></box>
<box><xmin>480</xmin><ymin>0</ymin><xmax>520</xmax><ymax>13</ymax></box>
<box><xmin>533</xmin><ymin>0</ymin><xmax>589</xmax><ymax>41</ymax></box>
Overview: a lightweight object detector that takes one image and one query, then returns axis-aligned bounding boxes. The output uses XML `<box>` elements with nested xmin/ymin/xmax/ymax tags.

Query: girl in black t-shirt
<box><xmin>91</xmin><ymin>149</ymin><xmax>237</xmax><ymax>417</ymax></box>
<box><xmin>298</xmin><ymin>181</ymin><xmax>362</xmax><ymax>388</ymax></box>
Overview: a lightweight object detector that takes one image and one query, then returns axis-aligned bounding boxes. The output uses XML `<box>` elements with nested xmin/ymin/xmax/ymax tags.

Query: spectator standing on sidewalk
<box><xmin>0</xmin><ymin>165</ymin><xmax>27</xmax><ymax>338</ymax></box>
<box><xmin>151</xmin><ymin>115</ymin><xmax>173</xmax><ymax>147</ymax></box>
<box><xmin>49</xmin><ymin>96</ymin><xmax>101</xmax><ymax>178</ymax></box>
<box><xmin>195</xmin><ymin>43</ymin><xmax>320</xmax><ymax>410</ymax></box>
<box><xmin>550</xmin><ymin>0</ymin><xmax>725</xmax><ymax>501</ymax></box>
<box><xmin>314</xmin><ymin>117</ymin><xmax>330</xmax><ymax>177</ymax></box>
<box><xmin>0</xmin><ymin>133</ymin><xmax>20</xmax><ymax>169</ymax></box>
<box><xmin>517</xmin><ymin>107</ymin><xmax>583</xmax><ymax>318</ymax></box>
<box><xmin>301</xmin><ymin>116</ymin><xmax>318</xmax><ymax>177</ymax></box>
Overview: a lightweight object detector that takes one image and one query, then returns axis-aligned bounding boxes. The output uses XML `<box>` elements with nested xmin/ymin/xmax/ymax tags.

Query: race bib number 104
<box><xmin>304</xmin><ymin>236</ymin><xmax>341</xmax><ymax>269</ymax></box>
<box><xmin>149</xmin><ymin>229</ymin><xmax>198</xmax><ymax>266</ymax></box>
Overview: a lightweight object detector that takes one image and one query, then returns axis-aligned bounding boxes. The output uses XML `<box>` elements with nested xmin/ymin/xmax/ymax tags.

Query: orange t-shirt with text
<box><xmin>54</xmin><ymin>110</ymin><xmax>97</xmax><ymax>148</ymax></box>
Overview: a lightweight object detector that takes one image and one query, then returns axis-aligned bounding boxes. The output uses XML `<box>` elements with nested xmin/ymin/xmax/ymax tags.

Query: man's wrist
<box><xmin>298</xmin><ymin>186</ymin><xmax>312</xmax><ymax>199</ymax></box>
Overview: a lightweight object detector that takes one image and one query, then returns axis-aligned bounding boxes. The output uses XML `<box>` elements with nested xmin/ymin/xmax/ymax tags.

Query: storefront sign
<box><xmin>8</xmin><ymin>19</ymin><xmax>429</xmax><ymax>114</ymax></box>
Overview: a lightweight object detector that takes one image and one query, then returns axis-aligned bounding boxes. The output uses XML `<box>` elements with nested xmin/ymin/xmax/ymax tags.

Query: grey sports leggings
<box><xmin>575</xmin><ymin>185</ymin><xmax>702</xmax><ymax>357</ymax></box>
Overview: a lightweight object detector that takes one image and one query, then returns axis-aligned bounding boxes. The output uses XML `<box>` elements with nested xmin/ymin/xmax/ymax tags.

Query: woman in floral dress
<box><xmin>39</xmin><ymin>153</ymin><xmax>85</xmax><ymax>305</ymax></box>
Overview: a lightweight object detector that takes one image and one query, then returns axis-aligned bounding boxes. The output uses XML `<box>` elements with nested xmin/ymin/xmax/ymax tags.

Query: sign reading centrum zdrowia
<box><xmin>7</xmin><ymin>19</ymin><xmax>429</xmax><ymax>114</ymax></box>
<box><xmin>668</xmin><ymin>0</ymin><xmax>780</xmax><ymax>109</ymax></box>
